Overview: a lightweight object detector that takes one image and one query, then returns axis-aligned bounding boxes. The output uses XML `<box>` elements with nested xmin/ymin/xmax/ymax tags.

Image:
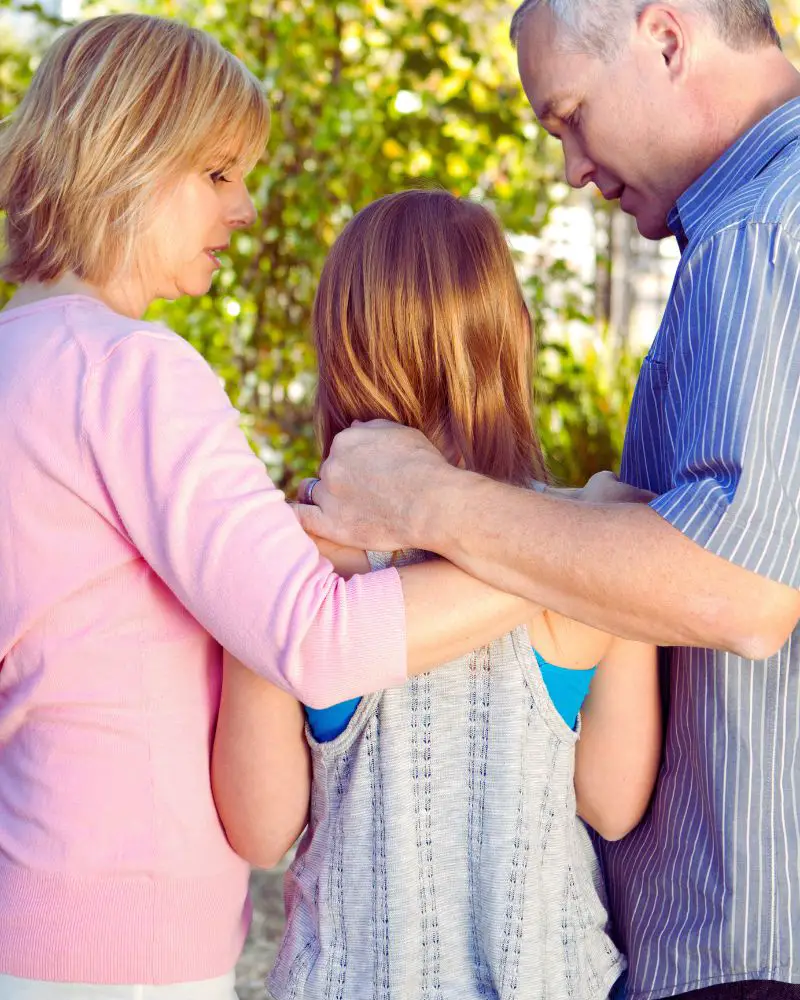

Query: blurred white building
<box><xmin>517</xmin><ymin>192</ymin><xmax>680</xmax><ymax>353</ymax></box>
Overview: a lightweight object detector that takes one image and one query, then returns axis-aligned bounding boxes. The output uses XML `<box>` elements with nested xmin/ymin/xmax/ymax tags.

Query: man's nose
<box><xmin>563</xmin><ymin>140</ymin><xmax>595</xmax><ymax>190</ymax></box>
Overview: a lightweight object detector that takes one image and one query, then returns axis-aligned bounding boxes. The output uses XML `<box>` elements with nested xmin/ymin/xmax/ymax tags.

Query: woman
<box><xmin>0</xmin><ymin>15</ymin><xmax>545</xmax><ymax>997</ymax></box>
<box><xmin>214</xmin><ymin>192</ymin><xmax>661</xmax><ymax>1000</ymax></box>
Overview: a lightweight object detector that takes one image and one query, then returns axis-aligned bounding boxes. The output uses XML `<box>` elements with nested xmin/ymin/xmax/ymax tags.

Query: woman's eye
<box><xmin>209</xmin><ymin>170</ymin><xmax>230</xmax><ymax>184</ymax></box>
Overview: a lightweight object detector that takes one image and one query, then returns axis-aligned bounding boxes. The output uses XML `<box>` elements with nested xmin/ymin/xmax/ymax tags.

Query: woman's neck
<box><xmin>4</xmin><ymin>273</ymin><xmax>149</xmax><ymax>319</ymax></box>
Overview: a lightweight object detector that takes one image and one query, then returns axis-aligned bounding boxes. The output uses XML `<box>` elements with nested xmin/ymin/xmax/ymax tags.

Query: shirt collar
<box><xmin>668</xmin><ymin>96</ymin><xmax>800</xmax><ymax>250</ymax></box>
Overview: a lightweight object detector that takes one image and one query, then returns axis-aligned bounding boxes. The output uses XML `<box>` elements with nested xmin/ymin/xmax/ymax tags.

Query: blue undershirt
<box><xmin>305</xmin><ymin>650</ymin><xmax>597</xmax><ymax>743</ymax></box>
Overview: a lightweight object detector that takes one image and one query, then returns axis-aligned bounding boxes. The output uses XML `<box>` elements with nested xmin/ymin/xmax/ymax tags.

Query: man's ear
<box><xmin>637</xmin><ymin>3</ymin><xmax>689</xmax><ymax>79</ymax></box>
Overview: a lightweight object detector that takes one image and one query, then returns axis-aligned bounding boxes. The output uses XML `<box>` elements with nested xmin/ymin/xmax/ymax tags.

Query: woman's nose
<box><xmin>227</xmin><ymin>181</ymin><xmax>257</xmax><ymax>229</ymax></box>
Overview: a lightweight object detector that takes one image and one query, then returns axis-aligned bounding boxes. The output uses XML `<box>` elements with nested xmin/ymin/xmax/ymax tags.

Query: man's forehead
<box><xmin>515</xmin><ymin>7</ymin><xmax>582</xmax><ymax>118</ymax></box>
<box><xmin>518</xmin><ymin>46</ymin><xmax>580</xmax><ymax>121</ymax></box>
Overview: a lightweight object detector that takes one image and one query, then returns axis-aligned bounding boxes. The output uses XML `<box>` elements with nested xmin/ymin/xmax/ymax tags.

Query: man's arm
<box><xmin>424</xmin><ymin>467</ymin><xmax>799</xmax><ymax>658</ymax></box>
<box><xmin>299</xmin><ymin>441</ymin><xmax>796</xmax><ymax>657</ymax></box>
<box><xmin>297</xmin><ymin>225</ymin><xmax>800</xmax><ymax>658</ymax></box>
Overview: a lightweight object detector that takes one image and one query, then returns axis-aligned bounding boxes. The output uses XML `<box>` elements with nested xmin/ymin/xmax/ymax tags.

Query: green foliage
<box><xmin>537</xmin><ymin>337</ymin><xmax>640</xmax><ymax>486</ymax></box>
<box><xmin>0</xmin><ymin>0</ymin><xmax>644</xmax><ymax>488</ymax></box>
<box><xmin>144</xmin><ymin>0</ymin><xmax>576</xmax><ymax>487</ymax></box>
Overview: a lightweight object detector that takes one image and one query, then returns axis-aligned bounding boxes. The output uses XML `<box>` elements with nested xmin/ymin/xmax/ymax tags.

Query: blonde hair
<box><xmin>0</xmin><ymin>14</ymin><xmax>270</xmax><ymax>285</ymax></box>
<box><xmin>314</xmin><ymin>190</ymin><xmax>548</xmax><ymax>488</ymax></box>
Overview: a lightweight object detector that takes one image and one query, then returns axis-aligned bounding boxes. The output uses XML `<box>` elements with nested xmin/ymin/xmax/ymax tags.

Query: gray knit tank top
<box><xmin>269</xmin><ymin>550</ymin><xmax>624</xmax><ymax>1000</ymax></box>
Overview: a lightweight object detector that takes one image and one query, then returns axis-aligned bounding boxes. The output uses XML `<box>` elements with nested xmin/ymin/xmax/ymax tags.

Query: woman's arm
<box><xmin>212</xmin><ymin>651</ymin><xmax>311</xmax><ymax>869</ymax></box>
<box><xmin>84</xmin><ymin>331</ymin><xmax>543</xmax><ymax>708</ymax></box>
<box><xmin>211</xmin><ymin>539</ymin><xmax>381</xmax><ymax>867</ymax></box>
<box><xmin>574</xmin><ymin>637</ymin><xmax>661</xmax><ymax>841</ymax></box>
<box><xmin>300</xmin><ymin>531</ymin><xmax>545</xmax><ymax>694</ymax></box>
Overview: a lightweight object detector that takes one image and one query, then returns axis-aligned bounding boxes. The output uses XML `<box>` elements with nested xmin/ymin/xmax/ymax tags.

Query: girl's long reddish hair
<box><xmin>314</xmin><ymin>190</ymin><xmax>548</xmax><ymax>487</ymax></box>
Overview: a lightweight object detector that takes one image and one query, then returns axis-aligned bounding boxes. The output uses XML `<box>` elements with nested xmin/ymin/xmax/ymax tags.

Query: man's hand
<box><xmin>578</xmin><ymin>471</ymin><xmax>656</xmax><ymax>505</ymax></box>
<box><xmin>294</xmin><ymin>421</ymin><xmax>453</xmax><ymax>550</ymax></box>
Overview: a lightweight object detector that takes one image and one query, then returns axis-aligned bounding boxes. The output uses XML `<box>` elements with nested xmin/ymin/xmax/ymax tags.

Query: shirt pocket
<box><xmin>640</xmin><ymin>354</ymin><xmax>670</xmax><ymax>390</ymax></box>
<box><xmin>622</xmin><ymin>355</ymin><xmax>672</xmax><ymax>489</ymax></box>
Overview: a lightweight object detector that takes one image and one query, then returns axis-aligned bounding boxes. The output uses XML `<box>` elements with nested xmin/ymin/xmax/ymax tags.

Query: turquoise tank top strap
<box><xmin>305</xmin><ymin>653</ymin><xmax>597</xmax><ymax>742</ymax></box>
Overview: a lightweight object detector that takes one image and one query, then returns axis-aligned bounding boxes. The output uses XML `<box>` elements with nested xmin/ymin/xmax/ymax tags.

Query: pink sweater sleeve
<box><xmin>79</xmin><ymin>326</ymin><xmax>407</xmax><ymax>708</ymax></box>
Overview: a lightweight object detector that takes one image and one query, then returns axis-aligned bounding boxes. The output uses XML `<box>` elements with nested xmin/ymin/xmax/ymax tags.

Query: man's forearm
<box><xmin>297</xmin><ymin>422</ymin><xmax>798</xmax><ymax>656</ymax></box>
<box><xmin>418</xmin><ymin>467</ymin><xmax>794</xmax><ymax>657</ymax></box>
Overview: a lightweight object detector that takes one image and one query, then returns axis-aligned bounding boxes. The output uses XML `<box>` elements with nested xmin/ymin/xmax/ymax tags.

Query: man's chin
<box><xmin>632</xmin><ymin>211</ymin><xmax>673</xmax><ymax>242</ymax></box>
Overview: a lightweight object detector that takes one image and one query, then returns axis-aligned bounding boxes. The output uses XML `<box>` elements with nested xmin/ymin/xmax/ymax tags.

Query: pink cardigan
<box><xmin>0</xmin><ymin>296</ymin><xmax>406</xmax><ymax>984</ymax></box>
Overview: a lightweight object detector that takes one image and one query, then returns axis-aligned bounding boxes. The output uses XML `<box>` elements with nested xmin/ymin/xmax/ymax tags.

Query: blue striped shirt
<box><xmin>601</xmin><ymin>98</ymin><xmax>800</xmax><ymax>1000</ymax></box>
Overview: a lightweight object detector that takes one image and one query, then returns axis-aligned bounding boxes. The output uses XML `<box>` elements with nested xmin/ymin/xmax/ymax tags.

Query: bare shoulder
<box><xmin>526</xmin><ymin>611</ymin><xmax>615</xmax><ymax>671</ymax></box>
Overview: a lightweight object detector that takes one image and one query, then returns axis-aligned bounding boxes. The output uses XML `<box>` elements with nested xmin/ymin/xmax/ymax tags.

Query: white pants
<box><xmin>0</xmin><ymin>972</ymin><xmax>238</xmax><ymax>999</ymax></box>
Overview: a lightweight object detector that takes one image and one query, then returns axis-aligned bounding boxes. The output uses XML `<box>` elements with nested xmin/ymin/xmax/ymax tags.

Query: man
<box><xmin>297</xmin><ymin>2</ymin><xmax>800</xmax><ymax>997</ymax></box>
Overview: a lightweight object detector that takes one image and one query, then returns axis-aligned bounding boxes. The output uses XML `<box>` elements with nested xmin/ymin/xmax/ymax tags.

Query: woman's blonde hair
<box><xmin>0</xmin><ymin>14</ymin><xmax>270</xmax><ymax>285</ymax></box>
<box><xmin>314</xmin><ymin>190</ymin><xmax>548</xmax><ymax>488</ymax></box>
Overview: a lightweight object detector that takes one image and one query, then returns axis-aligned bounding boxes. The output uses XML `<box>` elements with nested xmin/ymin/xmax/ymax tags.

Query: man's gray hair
<box><xmin>509</xmin><ymin>0</ymin><xmax>781</xmax><ymax>58</ymax></box>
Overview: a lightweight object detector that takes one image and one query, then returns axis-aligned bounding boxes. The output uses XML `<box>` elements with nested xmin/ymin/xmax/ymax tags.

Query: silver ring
<box><xmin>299</xmin><ymin>477</ymin><xmax>321</xmax><ymax>506</ymax></box>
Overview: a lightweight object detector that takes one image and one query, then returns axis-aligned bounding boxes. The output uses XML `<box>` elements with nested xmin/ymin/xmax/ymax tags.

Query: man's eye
<box><xmin>563</xmin><ymin>108</ymin><xmax>581</xmax><ymax>129</ymax></box>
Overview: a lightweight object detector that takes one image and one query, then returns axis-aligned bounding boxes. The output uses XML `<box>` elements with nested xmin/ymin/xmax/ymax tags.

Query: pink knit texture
<box><xmin>0</xmin><ymin>296</ymin><xmax>406</xmax><ymax>984</ymax></box>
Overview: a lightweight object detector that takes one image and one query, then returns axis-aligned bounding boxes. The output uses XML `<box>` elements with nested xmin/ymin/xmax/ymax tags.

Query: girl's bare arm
<box><xmin>574</xmin><ymin>637</ymin><xmax>661</xmax><ymax>841</ymax></box>
<box><xmin>212</xmin><ymin>652</ymin><xmax>311</xmax><ymax>869</ymax></box>
<box><xmin>528</xmin><ymin>612</ymin><xmax>661</xmax><ymax>842</ymax></box>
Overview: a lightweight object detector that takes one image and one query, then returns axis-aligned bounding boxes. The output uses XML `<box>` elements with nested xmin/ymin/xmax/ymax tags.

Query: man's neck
<box><xmin>708</xmin><ymin>50</ymin><xmax>800</xmax><ymax>165</ymax></box>
<box><xmin>669</xmin><ymin>48</ymin><xmax>800</xmax><ymax>221</ymax></box>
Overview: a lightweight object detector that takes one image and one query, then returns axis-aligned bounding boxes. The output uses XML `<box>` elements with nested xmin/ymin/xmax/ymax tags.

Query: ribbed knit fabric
<box><xmin>0</xmin><ymin>296</ymin><xmax>407</xmax><ymax>984</ymax></box>
<box><xmin>269</xmin><ymin>551</ymin><xmax>624</xmax><ymax>1000</ymax></box>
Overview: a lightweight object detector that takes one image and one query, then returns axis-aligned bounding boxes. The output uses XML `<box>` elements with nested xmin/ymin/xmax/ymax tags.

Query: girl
<box><xmin>213</xmin><ymin>191</ymin><xmax>661</xmax><ymax>1000</ymax></box>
